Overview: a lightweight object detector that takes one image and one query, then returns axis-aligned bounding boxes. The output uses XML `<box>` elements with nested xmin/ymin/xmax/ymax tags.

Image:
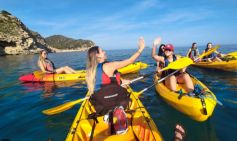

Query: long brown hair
<box><xmin>38</xmin><ymin>50</ymin><xmax>47</xmax><ymax>69</ymax></box>
<box><xmin>86</xmin><ymin>46</ymin><xmax>99</xmax><ymax>94</ymax></box>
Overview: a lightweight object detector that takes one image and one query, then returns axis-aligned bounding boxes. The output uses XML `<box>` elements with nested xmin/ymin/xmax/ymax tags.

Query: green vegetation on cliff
<box><xmin>45</xmin><ymin>35</ymin><xmax>94</xmax><ymax>49</ymax></box>
<box><xmin>0</xmin><ymin>10</ymin><xmax>21</xmax><ymax>36</ymax></box>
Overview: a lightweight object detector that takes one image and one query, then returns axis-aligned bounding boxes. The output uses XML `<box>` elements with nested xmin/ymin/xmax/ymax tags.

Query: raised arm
<box><xmin>152</xmin><ymin>37</ymin><xmax>164</xmax><ymax>62</ymax></box>
<box><xmin>104</xmin><ymin>37</ymin><xmax>145</xmax><ymax>74</ymax></box>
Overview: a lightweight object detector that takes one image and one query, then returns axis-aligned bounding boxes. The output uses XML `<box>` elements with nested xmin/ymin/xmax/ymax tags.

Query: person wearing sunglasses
<box><xmin>152</xmin><ymin>37</ymin><xmax>194</xmax><ymax>93</ymax></box>
<box><xmin>38</xmin><ymin>50</ymin><xmax>76</xmax><ymax>74</ymax></box>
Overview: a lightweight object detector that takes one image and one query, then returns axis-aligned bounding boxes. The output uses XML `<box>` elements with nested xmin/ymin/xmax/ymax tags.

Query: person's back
<box><xmin>86</xmin><ymin>38</ymin><xmax>145</xmax><ymax>134</ymax></box>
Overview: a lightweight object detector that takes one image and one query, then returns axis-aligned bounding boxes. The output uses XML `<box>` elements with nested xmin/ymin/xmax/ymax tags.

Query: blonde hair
<box><xmin>86</xmin><ymin>46</ymin><xmax>99</xmax><ymax>94</ymax></box>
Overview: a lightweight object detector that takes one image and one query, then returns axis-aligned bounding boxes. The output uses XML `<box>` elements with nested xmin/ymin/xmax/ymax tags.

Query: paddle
<box><xmin>129</xmin><ymin>57</ymin><xmax>193</xmax><ymax>84</ymax></box>
<box><xmin>167</xmin><ymin>45</ymin><xmax>220</xmax><ymax>98</ymax></box>
<box><xmin>197</xmin><ymin>45</ymin><xmax>220</xmax><ymax>61</ymax></box>
<box><xmin>226</xmin><ymin>51</ymin><xmax>237</xmax><ymax>57</ymax></box>
<box><xmin>42</xmin><ymin>57</ymin><xmax>193</xmax><ymax>115</ymax></box>
<box><xmin>42</xmin><ymin>97</ymin><xmax>88</xmax><ymax>115</ymax></box>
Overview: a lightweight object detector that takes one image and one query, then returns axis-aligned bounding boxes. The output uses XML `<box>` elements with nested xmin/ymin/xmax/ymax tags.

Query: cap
<box><xmin>164</xmin><ymin>44</ymin><xmax>174</xmax><ymax>51</ymax></box>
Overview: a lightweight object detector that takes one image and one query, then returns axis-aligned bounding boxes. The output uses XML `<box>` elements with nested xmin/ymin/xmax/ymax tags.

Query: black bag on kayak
<box><xmin>90</xmin><ymin>83</ymin><xmax>130</xmax><ymax>115</ymax></box>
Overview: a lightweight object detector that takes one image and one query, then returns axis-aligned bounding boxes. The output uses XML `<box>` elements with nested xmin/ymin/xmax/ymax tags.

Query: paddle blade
<box><xmin>199</xmin><ymin>45</ymin><xmax>220</xmax><ymax>59</ymax></box>
<box><xmin>42</xmin><ymin>98</ymin><xmax>85</xmax><ymax>115</ymax></box>
<box><xmin>162</xmin><ymin>57</ymin><xmax>193</xmax><ymax>71</ymax></box>
<box><xmin>140</xmin><ymin>62</ymin><xmax>148</xmax><ymax>69</ymax></box>
<box><xmin>226</xmin><ymin>51</ymin><xmax>237</xmax><ymax>57</ymax></box>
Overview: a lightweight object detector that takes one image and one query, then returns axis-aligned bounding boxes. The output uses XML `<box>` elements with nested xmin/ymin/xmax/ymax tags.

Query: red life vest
<box><xmin>44</xmin><ymin>59</ymin><xmax>55</xmax><ymax>72</ymax></box>
<box><xmin>95</xmin><ymin>62</ymin><xmax>121</xmax><ymax>90</ymax></box>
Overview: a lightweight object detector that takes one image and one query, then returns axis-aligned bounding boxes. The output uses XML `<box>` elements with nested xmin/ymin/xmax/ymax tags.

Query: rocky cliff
<box><xmin>45</xmin><ymin>35</ymin><xmax>95</xmax><ymax>51</ymax></box>
<box><xmin>0</xmin><ymin>10</ymin><xmax>51</xmax><ymax>55</ymax></box>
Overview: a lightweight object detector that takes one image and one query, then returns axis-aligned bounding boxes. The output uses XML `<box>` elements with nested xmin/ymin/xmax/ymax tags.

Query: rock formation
<box><xmin>0</xmin><ymin>10</ymin><xmax>51</xmax><ymax>55</ymax></box>
<box><xmin>0</xmin><ymin>10</ymin><xmax>95</xmax><ymax>55</ymax></box>
<box><xmin>45</xmin><ymin>35</ymin><xmax>95</xmax><ymax>51</ymax></box>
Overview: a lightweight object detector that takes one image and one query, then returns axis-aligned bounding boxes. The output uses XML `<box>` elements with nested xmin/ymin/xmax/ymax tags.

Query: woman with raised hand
<box><xmin>152</xmin><ymin>37</ymin><xmax>194</xmax><ymax>93</ymax></box>
<box><xmin>86</xmin><ymin>37</ymin><xmax>145</xmax><ymax>94</ymax></box>
<box><xmin>38</xmin><ymin>50</ymin><xmax>76</xmax><ymax>74</ymax></box>
<box><xmin>152</xmin><ymin>38</ymin><xmax>165</xmax><ymax>72</ymax></box>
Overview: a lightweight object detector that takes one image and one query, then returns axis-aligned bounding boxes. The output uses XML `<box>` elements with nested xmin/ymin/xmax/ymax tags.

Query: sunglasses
<box><xmin>164</xmin><ymin>49</ymin><xmax>172</xmax><ymax>51</ymax></box>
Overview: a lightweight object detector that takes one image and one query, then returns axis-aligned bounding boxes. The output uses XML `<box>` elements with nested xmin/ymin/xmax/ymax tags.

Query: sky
<box><xmin>1</xmin><ymin>0</ymin><xmax>237</xmax><ymax>49</ymax></box>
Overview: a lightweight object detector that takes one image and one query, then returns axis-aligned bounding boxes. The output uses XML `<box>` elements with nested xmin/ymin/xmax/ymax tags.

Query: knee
<box><xmin>183</xmin><ymin>73</ymin><xmax>189</xmax><ymax>78</ymax></box>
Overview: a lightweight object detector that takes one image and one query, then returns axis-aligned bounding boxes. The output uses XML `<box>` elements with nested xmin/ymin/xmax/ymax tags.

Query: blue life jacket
<box><xmin>95</xmin><ymin>62</ymin><xmax>121</xmax><ymax>91</ymax></box>
<box><xmin>162</xmin><ymin>55</ymin><xmax>180</xmax><ymax>77</ymax></box>
<box><xmin>203</xmin><ymin>49</ymin><xmax>216</xmax><ymax>59</ymax></box>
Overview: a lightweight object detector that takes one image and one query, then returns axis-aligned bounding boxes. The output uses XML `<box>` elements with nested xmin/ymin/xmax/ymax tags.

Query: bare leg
<box><xmin>55</xmin><ymin>67</ymin><xmax>67</xmax><ymax>74</ymax></box>
<box><xmin>165</xmin><ymin>75</ymin><xmax>177</xmax><ymax>91</ymax></box>
<box><xmin>177</xmin><ymin>73</ymin><xmax>194</xmax><ymax>93</ymax></box>
<box><xmin>207</xmin><ymin>58</ymin><xmax>212</xmax><ymax>62</ymax></box>
<box><xmin>214</xmin><ymin>57</ymin><xmax>222</xmax><ymax>62</ymax></box>
<box><xmin>55</xmin><ymin>66</ymin><xmax>76</xmax><ymax>74</ymax></box>
<box><xmin>64</xmin><ymin>66</ymin><xmax>76</xmax><ymax>73</ymax></box>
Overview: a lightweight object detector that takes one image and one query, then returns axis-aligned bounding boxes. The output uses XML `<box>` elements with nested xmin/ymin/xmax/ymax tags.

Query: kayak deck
<box><xmin>19</xmin><ymin>62</ymin><xmax>148</xmax><ymax>82</ymax></box>
<box><xmin>193</xmin><ymin>59</ymin><xmax>237</xmax><ymax>71</ymax></box>
<box><xmin>154</xmin><ymin>75</ymin><xmax>216</xmax><ymax>122</ymax></box>
<box><xmin>65</xmin><ymin>86</ymin><xmax>163</xmax><ymax>141</ymax></box>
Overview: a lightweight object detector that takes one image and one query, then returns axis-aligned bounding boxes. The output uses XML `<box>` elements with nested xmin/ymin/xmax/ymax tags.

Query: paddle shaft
<box><xmin>135</xmin><ymin>70</ymin><xmax>178</xmax><ymax>94</ymax></box>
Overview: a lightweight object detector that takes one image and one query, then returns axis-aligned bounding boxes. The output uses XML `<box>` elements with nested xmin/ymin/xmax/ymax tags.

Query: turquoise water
<box><xmin>0</xmin><ymin>45</ymin><xmax>236</xmax><ymax>141</ymax></box>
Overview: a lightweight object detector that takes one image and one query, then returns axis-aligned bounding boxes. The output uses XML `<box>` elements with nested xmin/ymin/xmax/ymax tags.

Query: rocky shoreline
<box><xmin>0</xmin><ymin>10</ymin><xmax>94</xmax><ymax>56</ymax></box>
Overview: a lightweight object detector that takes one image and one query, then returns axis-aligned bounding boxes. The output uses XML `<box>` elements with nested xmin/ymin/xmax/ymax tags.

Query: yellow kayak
<box><xmin>65</xmin><ymin>86</ymin><xmax>163</xmax><ymax>141</ymax></box>
<box><xmin>154</xmin><ymin>75</ymin><xmax>216</xmax><ymax>122</ymax></box>
<box><xmin>118</xmin><ymin>61</ymin><xmax>148</xmax><ymax>74</ymax></box>
<box><xmin>193</xmin><ymin>59</ymin><xmax>237</xmax><ymax>71</ymax></box>
<box><xmin>19</xmin><ymin>62</ymin><xmax>148</xmax><ymax>82</ymax></box>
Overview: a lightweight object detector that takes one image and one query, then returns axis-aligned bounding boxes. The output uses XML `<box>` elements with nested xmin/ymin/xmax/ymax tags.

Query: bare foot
<box><xmin>174</xmin><ymin>124</ymin><xmax>186</xmax><ymax>141</ymax></box>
